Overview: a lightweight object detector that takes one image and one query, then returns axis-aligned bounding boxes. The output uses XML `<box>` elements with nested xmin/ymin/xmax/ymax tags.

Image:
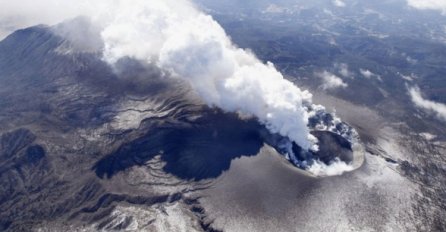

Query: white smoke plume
<box><xmin>0</xmin><ymin>0</ymin><xmax>320</xmax><ymax>150</ymax></box>
<box><xmin>308</xmin><ymin>158</ymin><xmax>354</xmax><ymax>177</ymax></box>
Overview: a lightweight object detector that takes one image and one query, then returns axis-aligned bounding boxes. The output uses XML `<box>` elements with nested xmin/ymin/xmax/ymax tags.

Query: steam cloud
<box><xmin>407</xmin><ymin>0</ymin><xmax>446</xmax><ymax>14</ymax></box>
<box><xmin>409</xmin><ymin>86</ymin><xmax>446</xmax><ymax>121</ymax></box>
<box><xmin>316</xmin><ymin>71</ymin><xmax>348</xmax><ymax>90</ymax></box>
<box><xmin>333</xmin><ymin>0</ymin><xmax>346</xmax><ymax>8</ymax></box>
<box><xmin>0</xmin><ymin>0</ymin><xmax>320</xmax><ymax>150</ymax></box>
<box><xmin>308</xmin><ymin>158</ymin><xmax>354</xmax><ymax>177</ymax></box>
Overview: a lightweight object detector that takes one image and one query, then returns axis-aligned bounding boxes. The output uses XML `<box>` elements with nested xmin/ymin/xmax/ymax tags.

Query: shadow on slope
<box><xmin>93</xmin><ymin>109</ymin><xmax>264</xmax><ymax>181</ymax></box>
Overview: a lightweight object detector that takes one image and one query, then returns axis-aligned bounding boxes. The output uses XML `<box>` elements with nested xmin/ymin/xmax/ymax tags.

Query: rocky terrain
<box><xmin>0</xmin><ymin>0</ymin><xmax>445</xmax><ymax>231</ymax></box>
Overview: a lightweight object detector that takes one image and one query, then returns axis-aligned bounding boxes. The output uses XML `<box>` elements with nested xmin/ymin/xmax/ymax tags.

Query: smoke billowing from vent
<box><xmin>0</xmin><ymin>0</ymin><xmax>367</xmax><ymax>177</ymax></box>
<box><xmin>98</xmin><ymin>0</ymin><xmax>319</xmax><ymax>151</ymax></box>
<box><xmin>1</xmin><ymin>0</ymin><xmax>321</xmax><ymax>150</ymax></box>
<box><xmin>0</xmin><ymin>0</ymin><xmax>333</xmax><ymax>151</ymax></box>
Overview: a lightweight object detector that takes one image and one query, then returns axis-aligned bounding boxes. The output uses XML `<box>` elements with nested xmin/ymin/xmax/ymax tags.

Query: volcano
<box><xmin>0</xmin><ymin>18</ymin><xmax>365</xmax><ymax>231</ymax></box>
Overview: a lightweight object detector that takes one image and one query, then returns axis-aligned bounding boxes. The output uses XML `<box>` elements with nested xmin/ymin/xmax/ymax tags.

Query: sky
<box><xmin>0</xmin><ymin>0</ymin><xmax>446</xmax><ymax>39</ymax></box>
